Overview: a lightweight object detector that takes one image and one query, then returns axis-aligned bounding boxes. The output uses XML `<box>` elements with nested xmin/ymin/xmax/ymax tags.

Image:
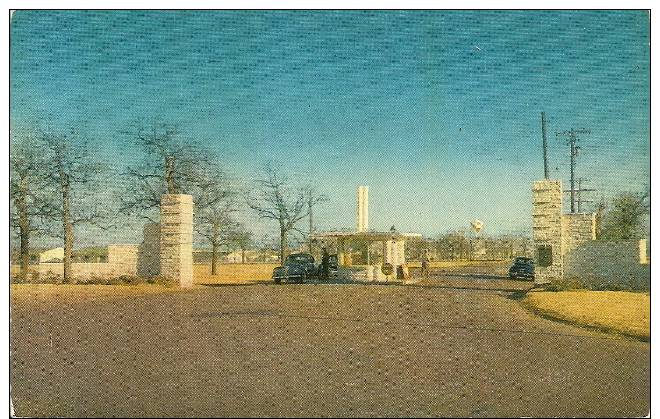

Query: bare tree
<box><xmin>407</xmin><ymin>237</ymin><xmax>430</xmax><ymax>261</ymax></box>
<box><xmin>227</xmin><ymin>224</ymin><xmax>254</xmax><ymax>264</ymax></box>
<box><xmin>256</xmin><ymin>234</ymin><xmax>278</xmax><ymax>262</ymax></box>
<box><xmin>42</xmin><ymin>130</ymin><xmax>109</xmax><ymax>283</ymax></box>
<box><xmin>247</xmin><ymin>164</ymin><xmax>324</xmax><ymax>262</ymax></box>
<box><xmin>194</xmin><ymin>174</ymin><xmax>237</xmax><ymax>275</ymax></box>
<box><xmin>196</xmin><ymin>205</ymin><xmax>235</xmax><ymax>274</ymax></box>
<box><xmin>10</xmin><ymin>129</ymin><xmax>55</xmax><ymax>281</ymax></box>
<box><xmin>121</xmin><ymin>120</ymin><xmax>217</xmax><ymax>221</ymax></box>
<box><xmin>303</xmin><ymin>185</ymin><xmax>328</xmax><ymax>253</ymax></box>
<box><xmin>436</xmin><ymin>231</ymin><xmax>470</xmax><ymax>261</ymax></box>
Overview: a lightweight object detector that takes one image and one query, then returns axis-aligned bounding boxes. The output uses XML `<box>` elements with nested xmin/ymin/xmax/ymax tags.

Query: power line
<box><xmin>563</xmin><ymin>177</ymin><xmax>596</xmax><ymax>213</ymax></box>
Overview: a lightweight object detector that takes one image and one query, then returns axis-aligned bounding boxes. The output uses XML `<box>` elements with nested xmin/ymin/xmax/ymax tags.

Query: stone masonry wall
<box><xmin>160</xmin><ymin>194</ymin><xmax>194</xmax><ymax>287</ymax></box>
<box><xmin>137</xmin><ymin>222</ymin><xmax>161</xmax><ymax>278</ymax></box>
<box><xmin>13</xmin><ymin>262</ymin><xmax>137</xmax><ymax>281</ymax></box>
<box><xmin>532</xmin><ymin>180</ymin><xmax>564</xmax><ymax>284</ymax></box>
<box><xmin>561</xmin><ymin>213</ymin><xmax>596</xmax><ymax>256</ymax></box>
<box><xmin>564</xmin><ymin>240</ymin><xmax>650</xmax><ymax>290</ymax></box>
<box><xmin>107</xmin><ymin>245</ymin><xmax>139</xmax><ymax>276</ymax></box>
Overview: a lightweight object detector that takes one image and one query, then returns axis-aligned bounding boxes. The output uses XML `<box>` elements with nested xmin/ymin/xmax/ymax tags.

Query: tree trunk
<box><xmin>211</xmin><ymin>222</ymin><xmax>219</xmax><ymax>275</ymax></box>
<box><xmin>279</xmin><ymin>229</ymin><xmax>288</xmax><ymax>263</ymax></box>
<box><xmin>595</xmin><ymin>205</ymin><xmax>606</xmax><ymax>239</ymax></box>
<box><xmin>61</xmin><ymin>173</ymin><xmax>74</xmax><ymax>283</ymax></box>
<box><xmin>16</xmin><ymin>178</ymin><xmax>30</xmax><ymax>282</ymax></box>
<box><xmin>211</xmin><ymin>241</ymin><xmax>218</xmax><ymax>275</ymax></box>
<box><xmin>165</xmin><ymin>155</ymin><xmax>177</xmax><ymax>194</ymax></box>
<box><xmin>241</xmin><ymin>248</ymin><xmax>246</xmax><ymax>264</ymax></box>
<box><xmin>308</xmin><ymin>200</ymin><xmax>313</xmax><ymax>254</ymax></box>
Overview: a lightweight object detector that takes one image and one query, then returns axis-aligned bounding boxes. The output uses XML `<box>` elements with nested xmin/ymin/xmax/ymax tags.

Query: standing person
<box><xmin>421</xmin><ymin>254</ymin><xmax>430</xmax><ymax>280</ymax></box>
<box><xmin>321</xmin><ymin>247</ymin><xmax>330</xmax><ymax>280</ymax></box>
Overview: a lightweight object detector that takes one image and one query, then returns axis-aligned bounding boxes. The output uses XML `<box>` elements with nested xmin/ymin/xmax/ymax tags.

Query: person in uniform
<box><xmin>321</xmin><ymin>247</ymin><xmax>330</xmax><ymax>280</ymax></box>
<box><xmin>421</xmin><ymin>254</ymin><xmax>430</xmax><ymax>280</ymax></box>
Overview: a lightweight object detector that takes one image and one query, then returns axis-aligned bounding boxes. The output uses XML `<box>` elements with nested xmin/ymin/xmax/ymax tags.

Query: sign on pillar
<box><xmin>532</xmin><ymin>180</ymin><xmax>564</xmax><ymax>284</ymax></box>
<box><xmin>160</xmin><ymin>194</ymin><xmax>194</xmax><ymax>287</ymax></box>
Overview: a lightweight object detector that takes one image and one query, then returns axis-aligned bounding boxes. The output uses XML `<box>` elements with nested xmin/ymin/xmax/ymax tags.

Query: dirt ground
<box><xmin>10</xmin><ymin>278</ymin><xmax>649</xmax><ymax>417</ymax></box>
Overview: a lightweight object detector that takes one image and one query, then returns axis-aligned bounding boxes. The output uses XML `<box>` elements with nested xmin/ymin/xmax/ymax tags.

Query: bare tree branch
<box><xmin>246</xmin><ymin>163</ymin><xmax>327</xmax><ymax>262</ymax></box>
<box><xmin>40</xmin><ymin>129</ymin><xmax>110</xmax><ymax>282</ymax></box>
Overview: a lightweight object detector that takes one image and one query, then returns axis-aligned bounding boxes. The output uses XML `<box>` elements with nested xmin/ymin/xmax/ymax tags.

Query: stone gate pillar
<box><xmin>532</xmin><ymin>180</ymin><xmax>564</xmax><ymax>284</ymax></box>
<box><xmin>160</xmin><ymin>194</ymin><xmax>194</xmax><ymax>287</ymax></box>
<box><xmin>137</xmin><ymin>222</ymin><xmax>160</xmax><ymax>278</ymax></box>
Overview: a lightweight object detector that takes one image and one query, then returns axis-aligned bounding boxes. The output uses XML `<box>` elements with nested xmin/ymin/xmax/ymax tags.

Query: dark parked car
<box><xmin>272</xmin><ymin>253</ymin><xmax>317</xmax><ymax>283</ymax></box>
<box><xmin>508</xmin><ymin>257</ymin><xmax>535</xmax><ymax>281</ymax></box>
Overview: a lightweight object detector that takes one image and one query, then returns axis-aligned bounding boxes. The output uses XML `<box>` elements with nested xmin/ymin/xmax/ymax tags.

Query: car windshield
<box><xmin>515</xmin><ymin>257</ymin><xmax>533</xmax><ymax>264</ymax></box>
<box><xmin>285</xmin><ymin>254</ymin><xmax>314</xmax><ymax>265</ymax></box>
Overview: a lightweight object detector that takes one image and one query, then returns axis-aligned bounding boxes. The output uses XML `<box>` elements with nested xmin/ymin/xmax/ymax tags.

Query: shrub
<box><xmin>543</xmin><ymin>278</ymin><xmax>586</xmax><ymax>292</ymax></box>
<box><xmin>150</xmin><ymin>276</ymin><xmax>177</xmax><ymax>287</ymax></box>
<box><xmin>40</xmin><ymin>272</ymin><xmax>61</xmax><ymax>284</ymax></box>
<box><xmin>78</xmin><ymin>276</ymin><xmax>112</xmax><ymax>285</ymax></box>
<box><xmin>543</xmin><ymin>276</ymin><xmax>645</xmax><ymax>292</ymax></box>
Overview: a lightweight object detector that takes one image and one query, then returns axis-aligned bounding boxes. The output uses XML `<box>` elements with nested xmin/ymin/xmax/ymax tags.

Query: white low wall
<box><xmin>12</xmin><ymin>262</ymin><xmax>138</xmax><ymax>281</ymax></box>
<box><xmin>564</xmin><ymin>240</ymin><xmax>650</xmax><ymax>290</ymax></box>
<box><xmin>12</xmin><ymin>244</ymin><xmax>140</xmax><ymax>281</ymax></box>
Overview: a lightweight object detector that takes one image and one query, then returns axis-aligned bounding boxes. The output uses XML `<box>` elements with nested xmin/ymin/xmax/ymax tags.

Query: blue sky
<box><xmin>10</xmin><ymin>10</ymin><xmax>650</xmax><ymax>245</ymax></box>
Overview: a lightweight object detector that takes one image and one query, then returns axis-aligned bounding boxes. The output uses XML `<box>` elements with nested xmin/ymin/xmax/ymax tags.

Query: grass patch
<box><xmin>523</xmin><ymin>290</ymin><xmax>649</xmax><ymax>340</ymax></box>
<box><xmin>542</xmin><ymin>276</ymin><xmax>648</xmax><ymax>292</ymax></box>
<box><xmin>541</xmin><ymin>278</ymin><xmax>587</xmax><ymax>292</ymax></box>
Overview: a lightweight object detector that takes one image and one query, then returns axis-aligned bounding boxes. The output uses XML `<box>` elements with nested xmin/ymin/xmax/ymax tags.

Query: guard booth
<box><xmin>311</xmin><ymin>185</ymin><xmax>421</xmax><ymax>281</ymax></box>
<box><xmin>310</xmin><ymin>230</ymin><xmax>421</xmax><ymax>281</ymax></box>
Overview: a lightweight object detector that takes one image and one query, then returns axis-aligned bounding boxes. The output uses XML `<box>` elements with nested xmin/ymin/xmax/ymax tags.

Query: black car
<box><xmin>272</xmin><ymin>253</ymin><xmax>316</xmax><ymax>283</ymax></box>
<box><xmin>508</xmin><ymin>257</ymin><xmax>535</xmax><ymax>281</ymax></box>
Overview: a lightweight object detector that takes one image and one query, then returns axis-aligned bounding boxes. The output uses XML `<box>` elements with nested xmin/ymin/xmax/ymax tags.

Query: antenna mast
<box><xmin>541</xmin><ymin>112</ymin><xmax>549</xmax><ymax>179</ymax></box>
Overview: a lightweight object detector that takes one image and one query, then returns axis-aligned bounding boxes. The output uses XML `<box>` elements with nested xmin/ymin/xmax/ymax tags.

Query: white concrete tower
<box><xmin>357</xmin><ymin>186</ymin><xmax>369</xmax><ymax>232</ymax></box>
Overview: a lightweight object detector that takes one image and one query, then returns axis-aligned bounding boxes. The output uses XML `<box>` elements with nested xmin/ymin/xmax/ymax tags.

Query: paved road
<box><xmin>10</xmin><ymin>282</ymin><xmax>649</xmax><ymax>417</ymax></box>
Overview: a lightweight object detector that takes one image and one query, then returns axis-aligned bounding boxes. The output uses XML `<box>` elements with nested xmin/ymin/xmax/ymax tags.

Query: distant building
<box><xmin>39</xmin><ymin>247</ymin><xmax>64</xmax><ymax>263</ymax></box>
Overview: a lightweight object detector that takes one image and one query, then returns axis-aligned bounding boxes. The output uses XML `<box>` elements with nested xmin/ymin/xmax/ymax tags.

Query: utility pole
<box><xmin>308</xmin><ymin>190</ymin><xmax>314</xmax><ymax>254</ymax></box>
<box><xmin>541</xmin><ymin>112</ymin><xmax>549</xmax><ymax>179</ymax></box>
<box><xmin>556</xmin><ymin>128</ymin><xmax>590</xmax><ymax>213</ymax></box>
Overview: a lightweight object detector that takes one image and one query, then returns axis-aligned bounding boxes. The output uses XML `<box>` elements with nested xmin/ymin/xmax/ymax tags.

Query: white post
<box><xmin>160</xmin><ymin>194</ymin><xmax>194</xmax><ymax>287</ymax></box>
<box><xmin>357</xmin><ymin>186</ymin><xmax>369</xmax><ymax>233</ymax></box>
